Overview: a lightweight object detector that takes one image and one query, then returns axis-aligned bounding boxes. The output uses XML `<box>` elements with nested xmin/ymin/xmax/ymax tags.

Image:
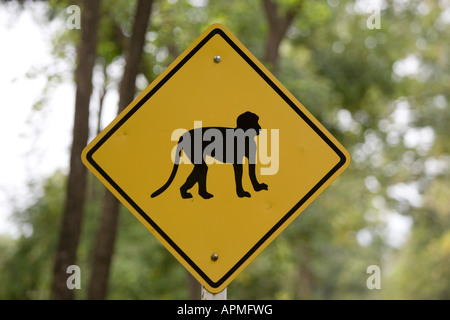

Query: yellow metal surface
<box><xmin>82</xmin><ymin>24</ymin><xmax>350</xmax><ymax>293</ymax></box>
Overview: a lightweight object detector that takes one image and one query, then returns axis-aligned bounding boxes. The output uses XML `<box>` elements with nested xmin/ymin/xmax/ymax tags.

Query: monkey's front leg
<box><xmin>249</xmin><ymin>164</ymin><xmax>268</xmax><ymax>192</ymax></box>
<box><xmin>233</xmin><ymin>163</ymin><xmax>251</xmax><ymax>198</ymax></box>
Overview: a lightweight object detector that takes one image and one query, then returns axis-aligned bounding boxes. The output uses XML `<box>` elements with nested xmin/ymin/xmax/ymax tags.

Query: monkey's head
<box><xmin>236</xmin><ymin>111</ymin><xmax>262</xmax><ymax>135</ymax></box>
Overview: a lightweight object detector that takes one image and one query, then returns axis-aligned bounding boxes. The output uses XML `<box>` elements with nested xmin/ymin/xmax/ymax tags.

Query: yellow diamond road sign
<box><xmin>82</xmin><ymin>24</ymin><xmax>350</xmax><ymax>293</ymax></box>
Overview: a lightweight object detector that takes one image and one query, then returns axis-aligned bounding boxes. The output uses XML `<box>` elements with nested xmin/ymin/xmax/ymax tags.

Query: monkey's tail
<box><xmin>151</xmin><ymin>141</ymin><xmax>182</xmax><ymax>198</ymax></box>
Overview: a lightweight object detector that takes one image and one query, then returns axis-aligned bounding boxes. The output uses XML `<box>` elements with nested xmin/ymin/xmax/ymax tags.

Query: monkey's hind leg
<box><xmin>197</xmin><ymin>164</ymin><xmax>213</xmax><ymax>199</ymax></box>
<box><xmin>180</xmin><ymin>164</ymin><xmax>213</xmax><ymax>199</ymax></box>
<box><xmin>180</xmin><ymin>170</ymin><xmax>195</xmax><ymax>198</ymax></box>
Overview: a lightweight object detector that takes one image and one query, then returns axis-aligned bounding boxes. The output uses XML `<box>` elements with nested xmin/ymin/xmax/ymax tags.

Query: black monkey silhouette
<box><xmin>151</xmin><ymin>111</ymin><xmax>268</xmax><ymax>199</ymax></box>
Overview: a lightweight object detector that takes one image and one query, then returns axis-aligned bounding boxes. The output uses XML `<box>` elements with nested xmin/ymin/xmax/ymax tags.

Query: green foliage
<box><xmin>106</xmin><ymin>205</ymin><xmax>188</xmax><ymax>299</ymax></box>
<box><xmin>0</xmin><ymin>171</ymin><xmax>65</xmax><ymax>299</ymax></box>
<box><xmin>388</xmin><ymin>178</ymin><xmax>450</xmax><ymax>299</ymax></box>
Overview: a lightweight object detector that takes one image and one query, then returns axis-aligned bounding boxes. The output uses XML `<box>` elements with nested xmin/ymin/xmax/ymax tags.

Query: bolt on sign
<box><xmin>82</xmin><ymin>24</ymin><xmax>351</xmax><ymax>293</ymax></box>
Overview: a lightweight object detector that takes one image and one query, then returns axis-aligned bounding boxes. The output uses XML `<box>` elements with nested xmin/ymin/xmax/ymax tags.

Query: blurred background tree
<box><xmin>0</xmin><ymin>0</ymin><xmax>449</xmax><ymax>299</ymax></box>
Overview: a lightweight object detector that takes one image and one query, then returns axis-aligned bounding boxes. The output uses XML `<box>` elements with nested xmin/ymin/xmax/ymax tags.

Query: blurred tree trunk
<box><xmin>262</xmin><ymin>0</ymin><xmax>301</xmax><ymax>74</ymax></box>
<box><xmin>87</xmin><ymin>0</ymin><xmax>154</xmax><ymax>300</ymax></box>
<box><xmin>297</xmin><ymin>246</ymin><xmax>314</xmax><ymax>298</ymax></box>
<box><xmin>96</xmin><ymin>63</ymin><xmax>108</xmax><ymax>136</ymax></box>
<box><xmin>51</xmin><ymin>0</ymin><xmax>101</xmax><ymax>300</ymax></box>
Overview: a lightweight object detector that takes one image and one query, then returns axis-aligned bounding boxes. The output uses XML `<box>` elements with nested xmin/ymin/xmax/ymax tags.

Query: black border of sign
<box><xmin>86</xmin><ymin>28</ymin><xmax>347</xmax><ymax>289</ymax></box>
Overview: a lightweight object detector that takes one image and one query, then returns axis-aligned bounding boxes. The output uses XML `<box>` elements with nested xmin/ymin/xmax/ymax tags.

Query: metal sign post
<box><xmin>201</xmin><ymin>286</ymin><xmax>227</xmax><ymax>300</ymax></box>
